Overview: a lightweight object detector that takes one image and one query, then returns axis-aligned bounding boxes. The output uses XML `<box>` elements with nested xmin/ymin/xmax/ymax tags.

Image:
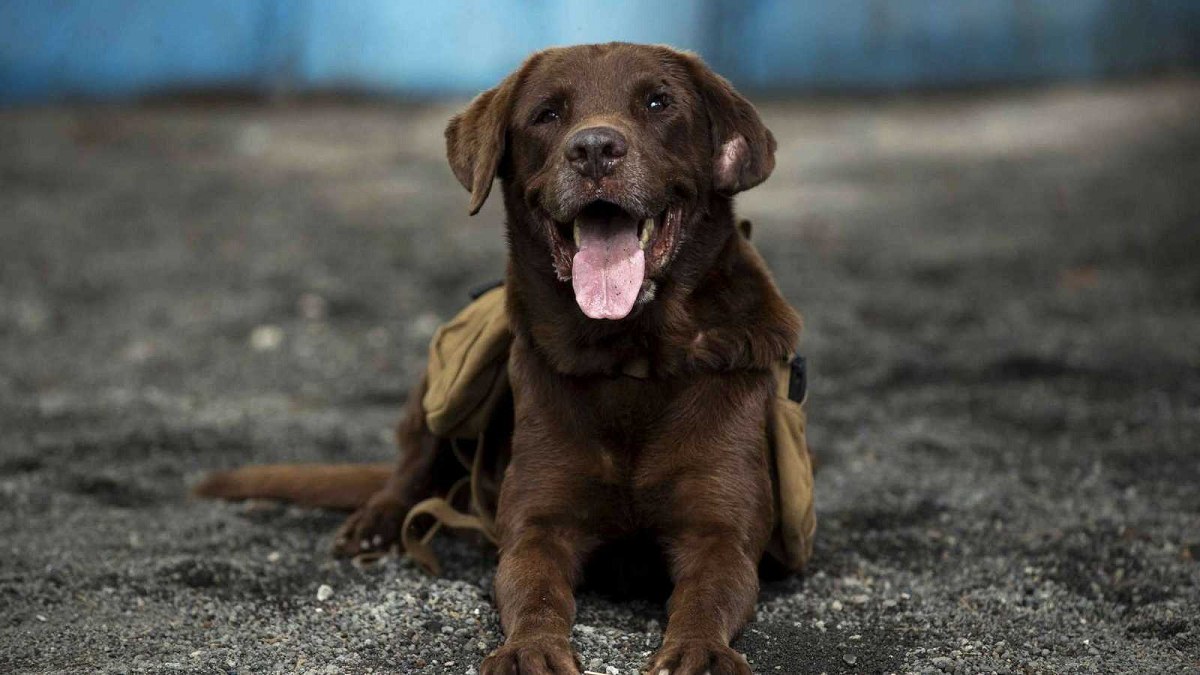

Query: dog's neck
<box><xmin>501</xmin><ymin>193</ymin><xmax>801</xmax><ymax>379</ymax></box>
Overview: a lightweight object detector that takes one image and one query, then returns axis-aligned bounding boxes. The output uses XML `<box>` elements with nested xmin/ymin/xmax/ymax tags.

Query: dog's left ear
<box><xmin>445</xmin><ymin>69</ymin><xmax>522</xmax><ymax>215</ymax></box>
<box><xmin>684</xmin><ymin>54</ymin><xmax>777</xmax><ymax>195</ymax></box>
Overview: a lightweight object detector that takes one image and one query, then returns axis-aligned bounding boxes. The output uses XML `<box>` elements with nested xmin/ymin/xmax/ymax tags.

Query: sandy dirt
<box><xmin>2</xmin><ymin>79</ymin><xmax>1199</xmax><ymax>674</ymax></box>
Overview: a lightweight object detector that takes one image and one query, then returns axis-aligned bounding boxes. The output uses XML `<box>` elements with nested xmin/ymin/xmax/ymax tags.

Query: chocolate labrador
<box><xmin>198</xmin><ymin>43</ymin><xmax>802</xmax><ymax>675</ymax></box>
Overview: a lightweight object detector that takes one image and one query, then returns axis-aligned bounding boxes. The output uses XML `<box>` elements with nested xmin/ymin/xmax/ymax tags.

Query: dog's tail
<box><xmin>192</xmin><ymin>463</ymin><xmax>392</xmax><ymax>511</ymax></box>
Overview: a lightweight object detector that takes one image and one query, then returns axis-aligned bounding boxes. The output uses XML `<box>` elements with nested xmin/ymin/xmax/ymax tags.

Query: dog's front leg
<box><xmin>644</xmin><ymin>434</ymin><xmax>772</xmax><ymax>675</ymax></box>
<box><xmin>646</xmin><ymin>526</ymin><xmax>759</xmax><ymax>675</ymax></box>
<box><xmin>480</xmin><ymin>521</ymin><xmax>590</xmax><ymax>675</ymax></box>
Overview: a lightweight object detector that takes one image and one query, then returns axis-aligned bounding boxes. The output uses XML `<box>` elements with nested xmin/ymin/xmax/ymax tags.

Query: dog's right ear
<box><xmin>445</xmin><ymin>70</ymin><xmax>522</xmax><ymax>216</ymax></box>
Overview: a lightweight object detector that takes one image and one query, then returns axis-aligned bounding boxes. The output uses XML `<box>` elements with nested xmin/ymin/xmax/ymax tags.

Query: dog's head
<box><xmin>446</xmin><ymin>43</ymin><xmax>775</xmax><ymax>320</ymax></box>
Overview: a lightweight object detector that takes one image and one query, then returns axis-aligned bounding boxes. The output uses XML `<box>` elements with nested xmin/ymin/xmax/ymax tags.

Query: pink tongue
<box><xmin>571</xmin><ymin>214</ymin><xmax>645</xmax><ymax>320</ymax></box>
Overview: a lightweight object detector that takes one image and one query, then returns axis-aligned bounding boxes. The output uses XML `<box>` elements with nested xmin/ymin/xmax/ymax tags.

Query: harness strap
<box><xmin>400</xmin><ymin>433</ymin><xmax>498</xmax><ymax>575</ymax></box>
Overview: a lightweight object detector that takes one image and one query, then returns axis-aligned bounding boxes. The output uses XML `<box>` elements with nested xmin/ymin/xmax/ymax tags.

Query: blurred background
<box><xmin>3</xmin><ymin>2</ymin><xmax>1199</xmax><ymax>674</ymax></box>
<box><xmin>7</xmin><ymin>0</ymin><xmax>1200</xmax><ymax>100</ymax></box>
<box><xmin>4</xmin><ymin>0</ymin><xmax>1200</xmax><ymax>101</ymax></box>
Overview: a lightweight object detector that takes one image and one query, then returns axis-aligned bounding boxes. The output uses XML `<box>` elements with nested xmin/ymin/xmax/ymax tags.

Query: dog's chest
<box><xmin>568</xmin><ymin>372</ymin><xmax>755</xmax><ymax>473</ymax></box>
<box><xmin>575</xmin><ymin>374</ymin><xmax>674</xmax><ymax>446</ymax></box>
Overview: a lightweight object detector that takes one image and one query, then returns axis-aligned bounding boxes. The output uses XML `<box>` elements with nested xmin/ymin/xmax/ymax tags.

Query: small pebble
<box><xmin>250</xmin><ymin>325</ymin><xmax>284</xmax><ymax>351</ymax></box>
<box><xmin>316</xmin><ymin>584</ymin><xmax>334</xmax><ymax>602</ymax></box>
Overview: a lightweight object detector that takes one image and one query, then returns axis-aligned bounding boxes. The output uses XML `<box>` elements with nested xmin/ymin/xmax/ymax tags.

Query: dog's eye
<box><xmin>533</xmin><ymin>108</ymin><xmax>560</xmax><ymax>125</ymax></box>
<box><xmin>646</xmin><ymin>93</ymin><xmax>670</xmax><ymax>112</ymax></box>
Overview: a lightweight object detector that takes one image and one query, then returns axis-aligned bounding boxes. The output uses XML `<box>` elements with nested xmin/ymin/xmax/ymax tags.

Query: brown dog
<box><xmin>197</xmin><ymin>43</ymin><xmax>803</xmax><ymax>675</ymax></box>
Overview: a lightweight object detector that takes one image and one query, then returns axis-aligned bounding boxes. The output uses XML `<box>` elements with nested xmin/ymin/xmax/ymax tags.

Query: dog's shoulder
<box><xmin>679</xmin><ymin>233</ymin><xmax>801</xmax><ymax>373</ymax></box>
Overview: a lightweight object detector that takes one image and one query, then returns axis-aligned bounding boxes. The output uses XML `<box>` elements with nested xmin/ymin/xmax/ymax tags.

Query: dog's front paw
<box><xmin>480</xmin><ymin>635</ymin><xmax>581</xmax><ymax>675</ymax></box>
<box><xmin>331</xmin><ymin>491</ymin><xmax>405</xmax><ymax>558</ymax></box>
<box><xmin>645</xmin><ymin>639</ymin><xmax>751</xmax><ymax>675</ymax></box>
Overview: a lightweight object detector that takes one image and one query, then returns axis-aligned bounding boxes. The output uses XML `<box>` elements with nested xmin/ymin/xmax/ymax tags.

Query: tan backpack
<box><xmin>402</xmin><ymin>283</ymin><xmax>816</xmax><ymax>575</ymax></box>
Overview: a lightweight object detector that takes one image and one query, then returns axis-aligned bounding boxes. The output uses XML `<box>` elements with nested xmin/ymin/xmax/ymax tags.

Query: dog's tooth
<box><xmin>640</xmin><ymin>218</ymin><xmax>655</xmax><ymax>248</ymax></box>
<box><xmin>573</xmin><ymin>222</ymin><xmax>581</xmax><ymax>248</ymax></box>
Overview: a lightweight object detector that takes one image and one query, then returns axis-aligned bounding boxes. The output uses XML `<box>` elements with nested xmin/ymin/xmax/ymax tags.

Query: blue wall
<box><xmin>3</xmin><ymin>0</ymin><xmax>1198</xmax><ymax>105</ymax></box>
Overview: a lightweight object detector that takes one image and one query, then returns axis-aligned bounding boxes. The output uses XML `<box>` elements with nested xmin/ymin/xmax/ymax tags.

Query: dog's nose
<box><xmin>565</xmin><ymin>126</ymin><xmax>628</xmax><ymax>180</ymax></box>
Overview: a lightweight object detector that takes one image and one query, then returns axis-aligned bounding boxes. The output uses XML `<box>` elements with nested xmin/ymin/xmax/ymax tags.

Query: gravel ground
<box><xmin>2</xmin><ymin>79</ymin><xmax>1199</xmax><ymax>674</ymax></box>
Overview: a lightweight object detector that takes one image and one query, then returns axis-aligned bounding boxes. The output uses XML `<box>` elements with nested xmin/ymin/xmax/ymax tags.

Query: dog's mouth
<box><xmin>547</xmin><ymin>200</ymin><xmax>683</xmax><ymax>320</ymax></box>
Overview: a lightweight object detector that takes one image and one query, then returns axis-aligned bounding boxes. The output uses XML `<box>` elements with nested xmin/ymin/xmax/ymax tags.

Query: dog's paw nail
<box><xmin>372</xmin><ymin>534</ymin><xmax>383</xmax><ymax>547</ymax></box>
<box><xmin>360</xmin><ymin>539</ymin><xmax>371</xmax><ymax>550</ymax></box>
<box><xmin>658</xmin><ymin>669</ymin><xmax>670</xmax><ymax>675</ymax></box>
